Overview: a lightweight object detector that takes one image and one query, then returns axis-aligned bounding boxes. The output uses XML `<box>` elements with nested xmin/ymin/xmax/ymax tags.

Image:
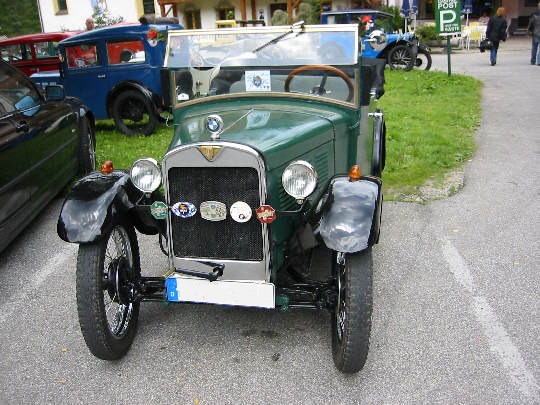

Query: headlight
<box><xmin>282</xmin><ymin>160</ymin><xmax>318</xmax><ymax>201</ymax></box>
<box><xmin>130</xmin><ymin>158</ymin><xmax>161</xmax><ymax>193</ymax></box>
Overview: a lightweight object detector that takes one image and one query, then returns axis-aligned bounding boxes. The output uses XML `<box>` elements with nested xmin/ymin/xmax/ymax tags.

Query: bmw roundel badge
<box><xmin>206</xmin><ymin>114</ymin><xmax>223</xmax><ymax>133</ymax></box>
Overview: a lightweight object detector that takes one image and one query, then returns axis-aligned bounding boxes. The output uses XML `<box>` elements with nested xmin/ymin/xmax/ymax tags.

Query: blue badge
<box><xmin>171</xmin><ymin>202</ymin><xmax>197</xmax><ymax>218</ymax></box>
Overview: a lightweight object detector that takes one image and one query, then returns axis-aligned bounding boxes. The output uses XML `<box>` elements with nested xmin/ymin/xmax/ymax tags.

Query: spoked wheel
<box><xmin>387</xmin><ymin>45</ymin><xmax>414</xmax><ymax>71</ymax></box>
<box><xmin>414</xmin><ymin>49</ymin><xmax>432</xmax><ymax>71</ymax></box>
<box><xmin>112</xmin><ymin>90</ymin><xmax>158</xmax><ymax>136</ymax></box>
<box><xmin>331</xmin><ymin>248</ymin><xmax>373</xmax><ymax>373</ymax></box>
<box><xmin>76</xmin><ymin>222</ymin><xmax>141</xmax><ymax>360</ymax></box>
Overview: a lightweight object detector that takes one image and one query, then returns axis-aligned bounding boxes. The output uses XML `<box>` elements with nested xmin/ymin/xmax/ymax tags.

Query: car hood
<box><xmin>172</xmin><ymin>104</ymin><xmax>350</xmax><ymax>170</ymax></box>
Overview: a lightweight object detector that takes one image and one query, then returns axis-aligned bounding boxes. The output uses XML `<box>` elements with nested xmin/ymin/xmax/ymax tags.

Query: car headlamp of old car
<box><xmin>130</xmin><ymin>158</ymin><xmax>161</xmax><ymax>193</ymax></box>
<box><xmin>282</xmin><ymin>160</ymin><xmax>318</xmax><ymax>202</ymax></box>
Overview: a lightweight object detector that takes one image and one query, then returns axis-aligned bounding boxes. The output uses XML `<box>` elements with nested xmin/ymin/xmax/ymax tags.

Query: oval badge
<box><xmin>256</xmin><ymin>205</ymin><xmax>276</xmax><ymax>224</ymax></box>
<box><xmin>200</xmin><ymin>201</ymin><xmax>227</xmax><ymax>221</ymax></box>
<box><xmin>171</xmin><ymin>202</ymin><xmax>197</xmax><ymax>218</ymax></box>
<box><xmin>230</xmin><ymin>201</ymin><xmax>252</xmax><ymax>223</ymax></box>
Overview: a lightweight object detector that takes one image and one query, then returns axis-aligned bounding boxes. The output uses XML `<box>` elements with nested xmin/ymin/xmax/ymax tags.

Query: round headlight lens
<box><xmin>130</xmin><ymin>158</ymin><xmax>161</xmax><ymax>193</ymax></box>
<box><xmin>282</xmin><ymin>160</ymin><xmax>318</xmax><ymax>200</ymax></box>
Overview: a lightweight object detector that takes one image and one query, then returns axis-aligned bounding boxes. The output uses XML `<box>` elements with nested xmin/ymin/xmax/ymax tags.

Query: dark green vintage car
<box><xmin>58</xmin><ymin>23</ymin><xmax>386</xmax><ymax>373</ymax></box>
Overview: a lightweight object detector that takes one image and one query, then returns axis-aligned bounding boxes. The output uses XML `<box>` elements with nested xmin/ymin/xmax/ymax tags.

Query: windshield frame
<box><xmin>165</xmin><ymin>24</ymin><xmax>360</xmax><ymax>109</ymax></box>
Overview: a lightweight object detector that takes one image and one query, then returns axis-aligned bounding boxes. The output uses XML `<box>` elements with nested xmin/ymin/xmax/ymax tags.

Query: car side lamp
<box><xmin>349</xmin><ymin>165</ymin><xmax>361</xmax><ymax>182</ymax></box>
<box><xmin>100</xmin><ymin>160</ymin><xmax>114</xmax><ymax>174</ymax></box>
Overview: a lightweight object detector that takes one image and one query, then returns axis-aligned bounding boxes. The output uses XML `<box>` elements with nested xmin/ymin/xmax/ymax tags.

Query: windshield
<box><xmin>165</xmin><ymin>24</ymin><xmax>359</xmax><ymax>106</ymax></box>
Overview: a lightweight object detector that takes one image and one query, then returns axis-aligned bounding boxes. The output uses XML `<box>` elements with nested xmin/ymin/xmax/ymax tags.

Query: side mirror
<box><xmin>45</xmin><ymin>85</ymin><xmax>65</xmax><ymax>101</ymax></box>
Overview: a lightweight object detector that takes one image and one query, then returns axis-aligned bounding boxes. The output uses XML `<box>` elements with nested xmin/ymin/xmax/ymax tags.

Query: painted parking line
<box><xmin>442</xmin><ymin>239</ymin><xmax>539</xmax><ymax>402</ymax></box>
<box><xmin>0</xmin><ymin>246</ymin><xmax>76</xmax><ymax>325</ymax></box>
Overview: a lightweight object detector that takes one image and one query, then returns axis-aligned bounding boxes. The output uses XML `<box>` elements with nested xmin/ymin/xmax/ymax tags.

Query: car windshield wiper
<box><xmin>253</xmin><ymin>20</ymin><xmax>305</xmax><ymax>53</ymax></box>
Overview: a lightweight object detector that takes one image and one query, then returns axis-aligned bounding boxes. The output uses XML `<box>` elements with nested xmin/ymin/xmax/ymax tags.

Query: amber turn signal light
<box><xmin>348</xmin><ymin>165</ymin><xmax>361</xmax><ymax>182</ymax></box>
<box><xmin>100</xmin><ymin>160</ymin><xmax>114</xmax><ymax>174</ymax></box>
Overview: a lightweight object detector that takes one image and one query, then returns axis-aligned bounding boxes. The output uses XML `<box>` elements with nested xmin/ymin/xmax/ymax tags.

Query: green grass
<box><xmin>95</xmin><ymin>120</ymin><xmax>172</xmax><ymax>170</ymax></box>
<box><xmin>95</xmin><ymin>69</ymin><xmax>482</xmax><ymax>197</ymax></box>
<box><xmin>378</xmin><ymin>69</ymin><xmax>482</xmax><ymax>196</ymax></box>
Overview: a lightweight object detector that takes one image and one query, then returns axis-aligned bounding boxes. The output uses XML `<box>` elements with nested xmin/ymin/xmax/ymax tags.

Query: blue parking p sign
<box><xmin>435</xmin><ymin>0</ymin><xmax>461</xmax><ymax>34</ymax></box>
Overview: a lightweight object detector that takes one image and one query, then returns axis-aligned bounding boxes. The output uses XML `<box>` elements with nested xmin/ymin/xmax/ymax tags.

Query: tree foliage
<box><xmin>0</xmin><ymin>0</ymin><xmax>41</xmax><ymax>37</ymax></box>
<box><xmin>270</xmin><ymin>0</ymin><xmax>322</xmax><ymax>26</ymax></box>
<box><xmin>92</xmin><ymin>8</ymin><xmax>124</xmax><ymax>28</ymax></box>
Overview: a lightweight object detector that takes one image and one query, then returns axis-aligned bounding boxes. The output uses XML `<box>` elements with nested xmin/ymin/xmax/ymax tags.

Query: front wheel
<box><xmin>111</xmin><ymin>90</ymin><xmax>158</xmax><ymax>136</ymax></box>
<box><xmin>76</xmin><ymin>222</ymin><xmax>141</xmax><ymax>360</ymax></box>
<box><xmin>387</xmin><ymin>45</ymin><xmax>414</xmax><ymax>71</ymax></box>
<box><xmin>331</xmin><ymin>249</ymin><xmax>373</xmax><ymax>373</ymax></box>
<box><xmin>414</xmin><ymin>49</ymin><xmax>432</xmax><ymax>70</ymax></box>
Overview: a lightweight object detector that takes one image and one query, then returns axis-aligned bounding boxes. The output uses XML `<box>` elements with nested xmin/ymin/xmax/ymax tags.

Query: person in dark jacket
<box><xmin>486</xmin><ymin>7</ymin><xmax>508</xmax><ymax>66</ymax></box>
<box><xmin>528</xmin><ymin>2</ymin><xmax>540</xmax><ymax>65</ymax></box>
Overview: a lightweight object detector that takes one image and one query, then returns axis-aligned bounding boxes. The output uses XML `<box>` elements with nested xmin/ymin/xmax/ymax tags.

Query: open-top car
<box><xmin>58</xmin><ymin>23</ymin><xmax>386</xmax><ymax>373</ymax></box>
<box><xmin>321</xmin><ymin>9</ymin><xmax>432</xmax><ymax>71</ymax></box>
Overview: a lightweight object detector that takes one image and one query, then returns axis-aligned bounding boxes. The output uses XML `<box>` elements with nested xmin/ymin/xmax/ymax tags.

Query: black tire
<box><xmin>111</xmin><ymin>90</ymin><xmax>158</xmax><ymax>136</ymax></box>
<box><xmin>77</xmin><ymin>116</ymin><xmax>96</xmax><ymax>175</ymax></box>
<box><xmin>414</xmin><ymin>49</ymin><xmax>432</xmax><ymax>70</ymax></box>
<box><xmin>331</xmin><ymin>249</ymin><xmax>373</xmax><ymax>373</ymax></box>
<box><xmin>387</xmin><ymin>45</ymin><xmax>414</xmax><ymax>71</ymax></box>
<box><xmin>76</xmin><ymin>222</ymin><xmax>141</xmax><ymax>360</ymax></box>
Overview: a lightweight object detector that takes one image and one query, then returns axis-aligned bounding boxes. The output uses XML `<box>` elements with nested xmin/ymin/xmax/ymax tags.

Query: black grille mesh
<box><xmin>168</xmin><ymin>167</ymin><xmax>263</xmax><ymax>260</ymax></box>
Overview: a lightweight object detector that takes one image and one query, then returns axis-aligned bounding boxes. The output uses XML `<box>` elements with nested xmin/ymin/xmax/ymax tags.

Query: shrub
<box><xmin>415</xmin><ymin>24</ymin><xmax>443</xmax><ymax>41</ymax></box>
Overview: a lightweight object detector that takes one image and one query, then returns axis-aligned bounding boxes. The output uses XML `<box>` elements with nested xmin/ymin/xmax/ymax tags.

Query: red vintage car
<box><xmin>0</xmin><ymin>31</ymin><xmax>80</xmax><ymax>76</ymax></box>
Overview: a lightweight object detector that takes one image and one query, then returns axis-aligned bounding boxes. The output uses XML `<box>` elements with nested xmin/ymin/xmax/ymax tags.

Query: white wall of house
<box><xmin>34</xmin><ymin>0</ymin><xmax>431</xmax><ymax>33</ymax></box>
<box><xmin>38</xmin><ymin>0</ymin><xmax>150</xmax><ymax>32</ymax></box>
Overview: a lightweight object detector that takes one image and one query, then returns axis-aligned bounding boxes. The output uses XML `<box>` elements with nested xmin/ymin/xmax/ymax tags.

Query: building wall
<box><xmin>38</xmin><ymin>0</ymin><xmax>150</xmax><ymax>32</ymax></box>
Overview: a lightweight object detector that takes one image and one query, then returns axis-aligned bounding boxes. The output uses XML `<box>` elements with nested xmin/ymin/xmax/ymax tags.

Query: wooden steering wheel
<box><xmin>284</xmin><ymin>65</ymin><xmax>354</xmax><ymax>102</ymax></box>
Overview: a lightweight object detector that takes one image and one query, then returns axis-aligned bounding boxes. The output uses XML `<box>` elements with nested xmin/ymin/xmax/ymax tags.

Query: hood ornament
<box><xmin>206</xmin><ymin>114</ymin><xmax>223</xmax><ymax>140</ymax></box>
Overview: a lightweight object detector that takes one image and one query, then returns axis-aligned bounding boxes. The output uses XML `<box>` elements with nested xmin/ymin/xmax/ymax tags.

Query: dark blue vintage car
<box><xmin>0</xmin><ymin>60</ymin><xmax>95</xmax><ymax>253</ymax></box>
<box><xmin>31</xmin><ymin>19</ymin><xmax>183</xmax><ymax>136</ymax></box>
<box><xmin>321</xmin><ymin>9</ymin><xmax>431</xmax><ymax>71</ymax></box>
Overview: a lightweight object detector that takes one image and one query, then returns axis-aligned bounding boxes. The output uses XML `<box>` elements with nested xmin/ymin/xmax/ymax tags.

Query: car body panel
<box><xmin>30</xmin><ymin>22</ymin><xmax>183</xmax><ymax>120</ymax></box>
<box><xmin>0</xmin><ymin>60</ymin><xmax>93</xmax><ymax>252</ymax></box>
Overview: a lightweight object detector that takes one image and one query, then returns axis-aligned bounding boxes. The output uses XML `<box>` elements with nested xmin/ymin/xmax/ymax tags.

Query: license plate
<box><xmin>165</xmin><ymin>276</ymin><xmax>275</xmax><ymax>309</ymax></box>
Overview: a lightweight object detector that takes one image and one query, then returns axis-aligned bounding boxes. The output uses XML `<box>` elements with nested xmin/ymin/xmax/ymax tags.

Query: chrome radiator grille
<box><xmin>167</xmin><ymin>166</ymin><xmax>263</xmax><ymax>261</ymax></box>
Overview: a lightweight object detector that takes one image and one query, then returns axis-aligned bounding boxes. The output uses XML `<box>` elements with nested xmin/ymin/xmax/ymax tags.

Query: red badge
<box><xmin>256</xmin><ymin>205</ymin><xmax>276</xmax><ymax>224</ymax></box>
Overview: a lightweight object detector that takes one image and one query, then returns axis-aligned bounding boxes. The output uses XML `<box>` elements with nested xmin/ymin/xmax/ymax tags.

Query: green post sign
<box><xmin>435</xmin><ymin>0</ymin><xmax>462</xmax><ymax>34</ymax></box>
<box><xmin>435</xmin><ymin>0</ymin><xmax>461</xmax><ymax>76</ymax></box>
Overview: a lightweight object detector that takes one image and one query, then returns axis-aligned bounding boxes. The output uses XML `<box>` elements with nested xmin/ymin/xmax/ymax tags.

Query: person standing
<box><xmin>528</xmin><ymin>1</ymin><xmax>540</xmax><ymax>65</ymax></box>
<box><xmin>486</xmin><ymin>7</ymin><xmax>508</xmax><ymax>66</ymax></box>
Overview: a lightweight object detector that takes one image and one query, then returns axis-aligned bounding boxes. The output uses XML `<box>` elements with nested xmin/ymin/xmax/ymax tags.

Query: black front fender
<box><xmin>57</xmin><ymin>171</ymin><xmax>145</xmax><ymax>244</ymax></box>
<box><xmin>315</xmin><ymin>176</ymin><xmax>382</xmax><ymax>253</ymax></box>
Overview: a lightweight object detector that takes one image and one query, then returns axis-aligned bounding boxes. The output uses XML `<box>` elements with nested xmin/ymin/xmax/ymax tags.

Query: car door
<box><xmin>104</xmin><ymin>37</ymin><xmax>158</xmax><ymax>89</ymax></box>
<box><xmin>62</xmin><ymin>41</ymin><xmax>109</xmax><ymax>117</ymax></box>
<box><xmin>0</xmin><ymin>64</ymin><xmax>33</xmax><ymax>250</ymax></box>
<box><xmin>8</xmin><ymin>64</ymin><xmax>78</xmax><ymax>214</ymax></box>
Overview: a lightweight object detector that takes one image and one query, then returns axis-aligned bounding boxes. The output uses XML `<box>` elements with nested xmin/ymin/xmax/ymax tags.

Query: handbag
<box><xmin>479</xmin><ymin>39</ymin><xmax>493</xmax><ymax>52</ymax></box>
